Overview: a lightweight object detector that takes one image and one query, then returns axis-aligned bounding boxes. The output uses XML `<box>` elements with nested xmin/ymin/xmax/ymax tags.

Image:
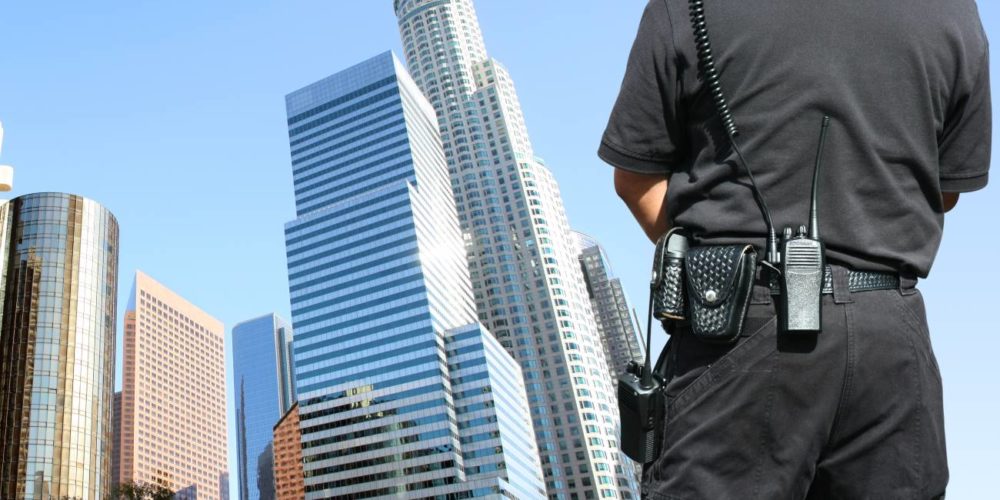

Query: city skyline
<box><xmin>1</xmin><ymin>1</ymin><xmax>998</xmax><ymax>498</ymax></box>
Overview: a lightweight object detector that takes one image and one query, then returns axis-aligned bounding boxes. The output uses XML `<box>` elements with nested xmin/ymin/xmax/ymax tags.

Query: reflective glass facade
<box><xmin>0</xmin><ymin>193</ymin><xmax>120</xmax><ymax>499</ymax></box>
<box><xmin>394</xmin><ymin>1</ymin><xmax>639</xmax><ymax>498</ymax></box>
<box><xmin>448</xmin><ymin>323</ymin><xmax>546</xmax><ymax>499</ymax></box>
<box><xmin>284</xmin><ymin>51</ymin><xmax>545</xmax><ymax>499</ymax></box>
<box><xmin>232</xmin><ymin>314</ymin><xmax>296</xmax><ymax>500</ymax></box>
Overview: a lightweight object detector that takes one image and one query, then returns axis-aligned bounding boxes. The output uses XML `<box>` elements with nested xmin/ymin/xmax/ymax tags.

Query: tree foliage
<box><xmin>105</xmin><ymin>481</ymin><xmax>175</xmax><ymax>500</ymax></box>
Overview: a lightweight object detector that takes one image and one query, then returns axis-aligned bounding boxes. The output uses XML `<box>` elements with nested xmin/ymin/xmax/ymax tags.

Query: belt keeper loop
<box><xmin>832</xmin><ymin>266</ymin><xmax>853</xmax><ymax>304</ymax></box>
<box><xmin>899</xmin><ymin>275</ymin><xmax>918</xmax><ymax>296</ymax></box>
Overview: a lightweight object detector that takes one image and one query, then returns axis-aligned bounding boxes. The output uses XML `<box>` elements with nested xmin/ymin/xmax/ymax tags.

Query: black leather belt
<box><xmin>768</xmin><ymin>266</ymin><xmax>899</xmax><ymax>296</ymax></box>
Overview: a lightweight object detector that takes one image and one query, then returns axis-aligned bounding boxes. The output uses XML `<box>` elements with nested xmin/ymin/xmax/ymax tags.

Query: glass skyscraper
<box><xmin>284</xmin><ymin>51</ymin><xmax>545</xmax><ymax>498</ymax></box>
<box><xmin>232</xmin><ymin>313</ymin><xmax>296</xmax><ymax>500</ymax></box>
<box><xmin>393</xmin><ymin>1</ymin><xmax>639</xmax><ymax>497</ymax></box>
<box><xmin>0</xmin><ymin>193</ymin><xmax>120</xmax><ymax>499</ymax></box>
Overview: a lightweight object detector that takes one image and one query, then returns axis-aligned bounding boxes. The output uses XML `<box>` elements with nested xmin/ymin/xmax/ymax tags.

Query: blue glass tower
<box><xmin>284</xmin><ymin>52</ymin><xmax>545</xmax><ymax>499</ymax></box>
<box><xmin>232</xmin><ymin>314</ymin><xmax>296</xmax><ymax>500</ymax></box>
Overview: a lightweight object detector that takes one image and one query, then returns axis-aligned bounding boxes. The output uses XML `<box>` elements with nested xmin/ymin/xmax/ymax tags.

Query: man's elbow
<box><xmin>943</xmin><ymin>192</ymin><xmax>960</xmax><ymax>212</ymax></box>
<box><xmin>614</xmin><ymin>168</ymin><xmax>632</xmax><ymax>202</ymax></box>
<box><xmin>614</xmin><ymin>167</ymin><xmax>653</xmax><ymax>206</ymax></box>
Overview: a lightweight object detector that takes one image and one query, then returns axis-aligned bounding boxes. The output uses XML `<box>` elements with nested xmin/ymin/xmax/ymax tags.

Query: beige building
<box><xmin>118</xmin><ymin>271</ymin><xmax>228</xmax><ymax>499</ymax></box>
<box><xmin>271</xmin><ymin>403</ymin><xmax>302</xmax><ymax>500</ymax></box>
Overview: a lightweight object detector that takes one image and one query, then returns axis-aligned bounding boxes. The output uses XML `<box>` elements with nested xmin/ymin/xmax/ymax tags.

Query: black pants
<box><xmin>643</xmin><ymin>266</ymin><xmax>947</xmax><ymax>500</ymax></box>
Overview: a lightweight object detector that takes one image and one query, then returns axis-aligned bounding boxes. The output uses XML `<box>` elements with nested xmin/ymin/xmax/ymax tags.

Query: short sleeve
<box><xmin>598</xmin><ymin>0</ymin><xmax>684</xmax><ymax>175</ymax></box>
<box><xmin>939</xmin><ymin>42</ymin><xmax>991</xmax><ymax>192</ymax></box>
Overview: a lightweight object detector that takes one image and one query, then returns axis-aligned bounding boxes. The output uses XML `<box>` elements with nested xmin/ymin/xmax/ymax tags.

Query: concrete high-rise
<box><xmin>575</xmin><ymin>232</ymin><xmax>645</xmax><ymax>387</ymax></box>
<box><xmin>394</xmin><ymin>1</ymin><xmax>639</xmax><ymax>498</ymax></box>
<box><xmin>0</xmin><ymin>193</ymin><xmax>119</xmax><ymax>499</ymax></box>
<box><xmin>284</xmin><ymin>51</ymin><xmax>545</xmax><ymax>498</ymax></box>
<box><xmin>271</xmin><ymin>403</ymin><xmax>303</xmax><ymax>500</ymax></box>
<box><xmin>232</xmin><ymin>314</ymin><xmax>296</xmax><ymax>500</ymax></box>
<box><xmin>119</xmin><ymin>271</ymin><xmax>228</xmax><ymax>499</ymax></box>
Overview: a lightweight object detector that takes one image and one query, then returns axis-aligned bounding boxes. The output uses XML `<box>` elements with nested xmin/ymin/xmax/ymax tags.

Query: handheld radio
<box><xmin>779</xmin><ymin>117</ymin><xmax>830</xmax><ymax>332</ymax></box>
<box><xmin>618</xmin><ymin>252</ymin><xmax>667</xmax><ymax>464</ymax></box>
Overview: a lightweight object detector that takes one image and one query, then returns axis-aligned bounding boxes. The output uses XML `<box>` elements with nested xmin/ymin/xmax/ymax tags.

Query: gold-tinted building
<box><xmin>0</xmin><ymin>193</ymin><xmax>120</xmax><ymax>499</ymax></box>
<box><xmin>272</xmin><ymin>403</ymin><xmax>303</xmax><ymax>500</ymax></box>
<box><xmin>118</xmin><ymin>271</ymin><xmax>227</xmax><ymax>499</ymax></box>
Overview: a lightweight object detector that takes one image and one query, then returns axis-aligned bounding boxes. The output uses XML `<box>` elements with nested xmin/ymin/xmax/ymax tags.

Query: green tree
<box><xmin>105</xmin><ymin>481</ymin><xmax>174</xmax><ymax>500</ymax></box>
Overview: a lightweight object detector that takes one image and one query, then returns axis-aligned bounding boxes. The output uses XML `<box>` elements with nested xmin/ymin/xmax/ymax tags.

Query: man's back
<box><xmin>601</xmin><ymin>2</ymin><xmax>989</xmax><ymax>499</ymax></box>
<box><xmin>600</xmin><ymin>0</ymin><xmax>989</xmax><ymax>277</ymax></box>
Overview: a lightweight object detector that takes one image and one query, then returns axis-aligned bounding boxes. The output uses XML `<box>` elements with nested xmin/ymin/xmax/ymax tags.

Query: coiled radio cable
<box><xmin>688</xmin><ymin>0</ymin><xmax>780</xmax><ymax>264</ymax></box>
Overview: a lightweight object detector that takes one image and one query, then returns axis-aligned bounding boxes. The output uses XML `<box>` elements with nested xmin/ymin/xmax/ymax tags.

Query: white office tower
<box><xmin>0</xmin><ymin>120</ymin><xmax>14</xmax><ymax>191</ymax></box>
<box><xmin>394</xmin><ymin>2</ymin><xmax>640</xmax><ymax>498</ymax></box>
<box><xmin>284</xmin><ymin>52</ymin><xmax>545</xmax><ymax>499</ymax></box>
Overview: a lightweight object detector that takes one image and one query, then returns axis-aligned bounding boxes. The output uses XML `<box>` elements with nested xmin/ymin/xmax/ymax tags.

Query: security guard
<box><xmin>599</xmin><ymin>0</ymin><xmax>990</xmax><ymax>498</ymax></box>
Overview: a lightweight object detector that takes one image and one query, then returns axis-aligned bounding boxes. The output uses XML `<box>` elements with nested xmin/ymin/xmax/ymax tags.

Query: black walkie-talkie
<box><xmin>779</xmin><ymin>116</ymin><xmax>831</xmax><ymax>333</ymax></box>
<box><xmin>618</xmin><ymin>235</ymin><xmax>670</xmax><ymax>464</ymax></box>
<box><xmin>618</xmin><ymin>357</ymin><xmax>664</xmax><ymax>464</ymax></box>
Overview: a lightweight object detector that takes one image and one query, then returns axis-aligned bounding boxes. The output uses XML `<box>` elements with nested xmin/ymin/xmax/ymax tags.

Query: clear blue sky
<box><xmin>1</xmin><ymin>1</ymin><xmax>997</xmax><ymax>497</ymax></box>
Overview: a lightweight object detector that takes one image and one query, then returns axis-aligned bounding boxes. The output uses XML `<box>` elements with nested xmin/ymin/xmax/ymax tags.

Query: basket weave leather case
<box><xmin>652</xmin><ymin>228</ymin><xmax>687</xmax><ymax>321</ymax></box>
<box><xmin>684</xmin><ymin>244</ymin><xmax>757</xmax><ymax>343</ymax></box>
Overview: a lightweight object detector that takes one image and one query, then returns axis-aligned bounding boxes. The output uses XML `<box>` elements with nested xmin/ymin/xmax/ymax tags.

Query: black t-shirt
<box><xmin>599</xmin><ymin>0</ymin><xmax>991</xmax><ymax>278</ymax></box>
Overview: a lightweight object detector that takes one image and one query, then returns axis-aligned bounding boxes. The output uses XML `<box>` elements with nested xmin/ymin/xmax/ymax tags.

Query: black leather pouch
<box><xmin>684</xmin><ymin>245</ymin><xmax>757</xmax><ymax>343</ymax></box>
<box><xmin>652</xmin><ymin>228</ymin><xmax>688</xmax><ymax>321</ymax></box>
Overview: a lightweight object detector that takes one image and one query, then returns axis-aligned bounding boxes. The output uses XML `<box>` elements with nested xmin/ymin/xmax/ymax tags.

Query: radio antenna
<box><xmin>809</xmin><ymin>116</ymin><xmax>831</xmax><ymax>240</ymax></box>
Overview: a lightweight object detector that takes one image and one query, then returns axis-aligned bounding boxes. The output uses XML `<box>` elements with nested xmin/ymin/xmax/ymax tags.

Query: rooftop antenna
<box><xmin>0</xmin><ymin>120</ymin><xmax>13</xmax><ymax>192</ymax></box>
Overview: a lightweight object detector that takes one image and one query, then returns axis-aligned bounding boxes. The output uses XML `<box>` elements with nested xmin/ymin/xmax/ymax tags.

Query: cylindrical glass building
<box><xmin>0</xmin><ymin>193</ymin><xmax>120</xmax><ymax>499</ymax></box>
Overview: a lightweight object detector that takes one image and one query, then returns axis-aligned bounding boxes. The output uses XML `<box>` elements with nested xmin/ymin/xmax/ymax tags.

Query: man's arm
<box><xmin>599</xmin><ymin>1</ymin><xmax>680</xmax><ymax>242</ymax></box>
<box><xmin>614</xmin><ymin>168</ymin><xmax>670</xmax><ymax>242</ymax></box>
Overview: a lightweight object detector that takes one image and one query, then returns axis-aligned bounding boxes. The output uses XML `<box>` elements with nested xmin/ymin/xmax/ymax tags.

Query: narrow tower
<box><xmin>232</xmin><ymin>314</ymin><xmax>296</xmax><ymax>500</ymax></box>
<box><xmin>575</xmin><ymin>232</ymin><xmax>646</xmax><ymax>387</ymax></box>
